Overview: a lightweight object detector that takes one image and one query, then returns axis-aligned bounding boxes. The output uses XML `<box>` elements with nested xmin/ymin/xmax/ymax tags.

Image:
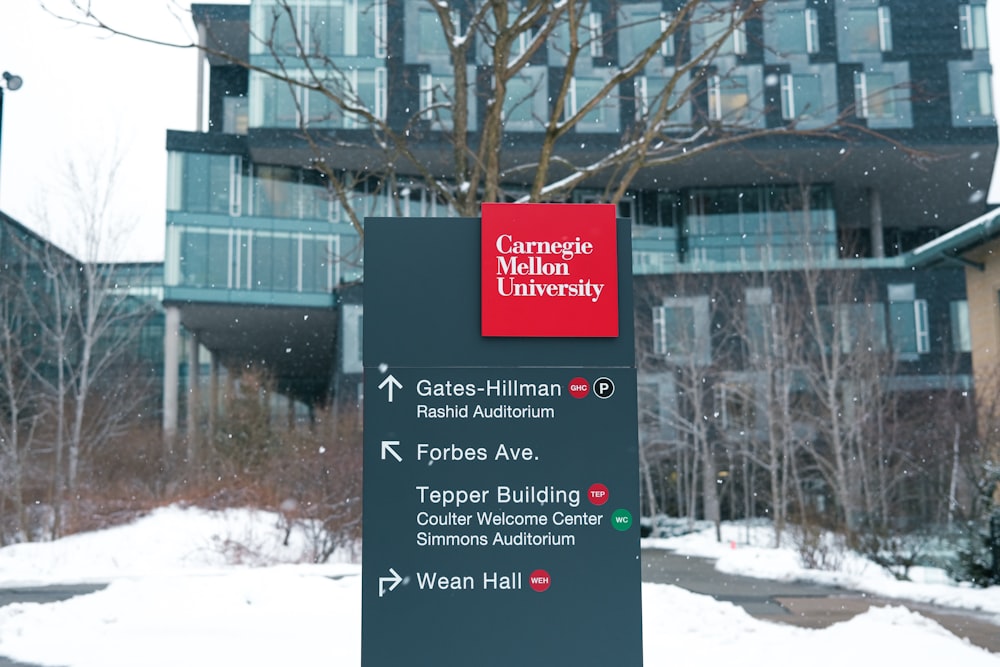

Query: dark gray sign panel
<box><xmin>361</xmin><ymin>218</ymin><xmax>633</xmax><ymax>368</ymax></box>
<box><xmin>362</xmin><ymin>217</ymin><xmax>642</xmax><ymax>667</ymax></box>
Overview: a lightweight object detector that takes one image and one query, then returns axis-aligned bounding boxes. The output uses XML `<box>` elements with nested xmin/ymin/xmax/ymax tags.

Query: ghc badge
<box><xmin>481</xmin><ymin>202</ymin><xmax>619</xmax><ymax>337</ymax></box>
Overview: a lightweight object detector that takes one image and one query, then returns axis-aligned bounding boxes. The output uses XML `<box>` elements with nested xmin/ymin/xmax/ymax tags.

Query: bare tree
<box><xmin>45</xmin><ymin>0</ymin><xmax>920</xmax><ymax>240</ymax></box>
<box><xmin>0</xmin><ymin>241</ymin><xmax>50</xmax><ymax>543</ymax></box>
<box><xmin>729</xmin><ymin>271</ymin><xmax>810</xmax><ymax>547</ymax></box>
<box><xmin>636</xmin><ymin>274</ymin><xmax>738</xmax><ymax>538</ymax></box>
<box><xmin>18</xmin><ymin>151</ymin><xmax>159</xmax><ymax>537</ymax></box>
<box><xmin>791</xmin><ymin>262</ymin><xmax>903</xmax><ymax>537</ymax></box>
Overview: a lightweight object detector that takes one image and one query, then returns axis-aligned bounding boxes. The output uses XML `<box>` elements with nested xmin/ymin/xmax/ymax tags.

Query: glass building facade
<box><xmin>161</xmin><ymin>0</ymin><xmax>996</xmax><ymax>413</ymax></box>
<box><xmin>167</xmin><ymin>0</ymin><xmax>996</xmax><ymax>289</ymax></box>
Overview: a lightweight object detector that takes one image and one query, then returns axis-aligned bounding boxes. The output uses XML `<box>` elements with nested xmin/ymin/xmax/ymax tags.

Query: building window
<box><xmin>852</xmin><ymin>63</ymin><xmax>912</xmax><ymax>128</ymax></box>
<box><xmin>959</xmin><ymin>3</ymin><xmax>989</xmax><ymax>50</ymax></box>
<box><xmin>307</xmin><ymin>0</ymin><xmax>349</xmax><ymax>56</ymax></box>
<box><xmin>714</xmin><ymin>382</ymin><xmax>756</xmax><ymax>433</ymax></box>
<box><xmin>638</xmin><ymin>375</ymin><xmax>677</xmax><ymax>442</ymax></box>
<box><xmin>502</xmin><ymin>2</ymin><xmax>537</xmax><ymax>58</ymax></box>
<box><xmin>177</xmin><ymin>227</ymin><xmax>232</xmax><ymax>289</ymax></box>
<box><xmin>634</xmin><ymin>190</ymin><xmax>681</xmax><ymax>232</ymax></box>
<box><xmin>854</xmin><ymin>70</ymin><xmax>897</xmax><ymax>120</ymax></box>
<box><xmin>955</xmin><ymin>70</ymin><xmax>993</xmax><ymax>122</ymax></box>
<box><xmin>420</xmin><ymin>73</ymin><xmax>454</xmax><ymax>126</ymax></box>
<box><xmin>306</xmin><ymin>80</ymin><xmax>344</xmax><ymax>128</ymax></box>
<box><xmin>888</xmin><ymin>284</ymin><xmax>930</xmax><ymax>358</ymax></box>
<box><xmin>635</xmin><ymin>76</ymin><xmax>651</xmax><ymax>119</ymax></box>
<box><xmin>228</xmin><ymin>156</ymin><xmax>244</xmax><ymax>217</ymax></box>
<box><xmin>350</xmin><ymin>67</ymin><xmax>387</xmax><ymax>126</ymax></box>
<box><xmin>252</xmin><ymin>165</ymin><xmax>299</xmax><ymax>218</ymax></box>
<box><xmin>652</xmin><ymin>296</ymin><xmax>712</xmax><ymax>365</ymax></box>
<box><xmin>744</xmin><ymin>287</ymin><xmax>773</xmax><ymax>360</ymax></box>
<box><xmin>505</xmin><ymin>76</ymin><xmax>535</xmax><ymax>124</ymax></box>
<box><xmin>254</xmin><ymin>0</ymin><xmax>387</xmax><ymax>58</ymax></box>
<box><xmin>174</xmin><ymin>226</ymin><xmax>340</xmax><ymax>294</ymax></box>
<box><xmin>373</xmin><ymin>0</ymin><xmax>387</xmax><ymax>57</ymax></box>
<box><xmin>567</xmin><ymin>76</ymin><xmax>619</xmax><ymax>132</ymax></box>
<box><xmin>684</xmin><ymin>184</ymin><xmax>837</xmax><ymax>265</ymax></box>
<box><xmin>167</xmin><ymin>152</ymin><xmax>243</xmax><ymax>216</ymax></box>
<box><xmin>223</xmin><ymin>97</ymin><xmax>249</xmax><ymax>135</ymax></box>
<box><xmin>623</xmin><ymin>8</ymin><xmax>673</xmax><ymax>58</ymax></box>
<box><xmin>950</xmin><ymin>300</ymin><xmax>971</xmax><ymax>353</ymax></box>
<box><xmin>708</xmin><ymin>74</ymin><xmax>750</xmax><ymax>122</ymax></box>
<box><xmin>252</xmin><ymin>232</ymin><xmax>296</xmax><ymax>291</ymax></box>
<box><xmin>246</xmin><ymin>164</ymin><xmax>329</xmax><ymax>222</ymax></box>
<box><xmin>301</xmin><ymin>235</ymin><xmax>334</xmax><ymax>293</ymax></box>
<box><xmin>638</xmin><ymin>381</ymin><xmax>663</xmax><ymax>436</ymax></box>
<box><xmin>259</xmin><ymin>75</ymin><xmax>301</xmax><ymax>127</ymax></box>
<box><xmin>417</xmin><ymin>6</ymin><xmax>459</xmax><ymax>57</ymax></box>
<box><xmin>635</xmin><ymin>73</ymin><xmax>688</xmax><ymax>123</ymax></box>
<box><xmin>845</xmin><ymin>6</ymin><xmax>892</xmax><ymax>53</ymax></box>
<box><xmin>703</xmin><ymin>9</ymin><xmax>748</xmax><ymax>56</ymax></box>
<box><xmin>502</xmin><ymin>67</ymin><xmax>546</xmax><ymax>128</ymax></box>
<box><xmin>251</xmin><ymin>38</ymin><xmax>386</xmax><ymax>128</ymax></box>
<box><xmin>550</xmin><ymin>6</ymin><xmax>607</xmax><ymax>60</ymax></box>
<box><xmin>780</xmin><ymin>73</ymin><xmax>824</xmax><ymax>120</ymax></box>
<box><xmin>587</xmin><ymin>11</ymin><xmax>604</xmax><ymax>57</ymax></box>
<box><xmin>819</xmin><ymin>302</ymin><xmax>888</xmax><ymax>355</ymax></box>
<box><xmin>772</xmin><ymin>8</ymin><xmax>820</xmax><ymax>55</ymax></box>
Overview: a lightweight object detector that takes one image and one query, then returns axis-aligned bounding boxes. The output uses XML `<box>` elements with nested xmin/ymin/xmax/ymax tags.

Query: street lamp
<box><xmin>0</xmin><ymin>71</ymin><xmax>23</xmax><ymax>207</ymax></box>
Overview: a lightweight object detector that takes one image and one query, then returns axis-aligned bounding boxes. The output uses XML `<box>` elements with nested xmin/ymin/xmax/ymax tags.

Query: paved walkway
<box><xmin>641</xmin><ymin>547</ymin><xmax>1000</xmax><ymax>654</ymax></box>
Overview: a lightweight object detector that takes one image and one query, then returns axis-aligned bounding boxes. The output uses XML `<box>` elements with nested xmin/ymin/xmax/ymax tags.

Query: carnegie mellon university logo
<box><xmin>481</xmin><ymin>203</ymin><xmax>619</xmax><ymax>337</ymax></box>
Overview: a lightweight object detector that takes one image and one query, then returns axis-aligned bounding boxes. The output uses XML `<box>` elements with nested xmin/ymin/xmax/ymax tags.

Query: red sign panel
<box><xmin>481</xmin><ymin>203</ymin><xmax>619</xmax><ymax>337</ymax></box>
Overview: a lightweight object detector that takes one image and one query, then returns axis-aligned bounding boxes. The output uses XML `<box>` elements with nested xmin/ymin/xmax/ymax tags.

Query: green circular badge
<box><xmin>611</xmin><ymin>509</ymin><xmax>633</xmax><ymax>531</ymax></box>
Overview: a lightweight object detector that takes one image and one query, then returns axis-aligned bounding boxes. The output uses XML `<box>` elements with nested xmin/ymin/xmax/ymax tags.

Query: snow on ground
<box><xmin>0</xmin><ymin>506</ymin><xmax>996</xmax><ymax>666</ymax></box>
<box><xmin>0</xmin><ymin>506</ymin><xmax>357</xmax><ymax>586</ymax></box>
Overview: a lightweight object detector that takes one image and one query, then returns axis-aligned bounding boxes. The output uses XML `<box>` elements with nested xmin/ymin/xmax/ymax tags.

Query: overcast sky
<box><xmin>0</xmin><ymin>0</ymin><xmax>238</xmax><ymax>261</ymax></box>
<box><xmin>1</xmin><ymin>0</ymin><xmax>1000</xmax><ymax>262</ymax></box>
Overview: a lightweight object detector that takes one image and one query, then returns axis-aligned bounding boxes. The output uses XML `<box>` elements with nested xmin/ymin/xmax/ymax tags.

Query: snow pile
<box><xmin>0</xmin><ymin>506</ymin><xmax>356</xmax><ymax>585</ymax></box>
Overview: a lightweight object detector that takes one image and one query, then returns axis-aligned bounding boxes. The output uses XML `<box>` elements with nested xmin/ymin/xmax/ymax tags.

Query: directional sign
<box><xmin>362</xmin><ymin>215</ymin><xmax>642</xmax><ymax>667</ymax></box>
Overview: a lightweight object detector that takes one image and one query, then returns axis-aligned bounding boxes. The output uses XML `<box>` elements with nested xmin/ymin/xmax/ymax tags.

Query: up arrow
<box><xmin>379</xmin><ymin>567</ymin><xmax>403</xmax><ymax>597</ymax></box>
<box><xmin>381</xmin><ymin>440</ymin><xmax>402</xmax><ymax>462</ymax></box>
<box><xmin>378</xmin><ymin>374</ymin><xmax>402</xmax><ymax>402</ymax></box>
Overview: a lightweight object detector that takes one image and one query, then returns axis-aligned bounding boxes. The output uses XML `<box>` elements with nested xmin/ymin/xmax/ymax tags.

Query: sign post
<box><xmin>362</xmin><ymin>207</ymin><xmax>643</xmax><ymax>666</ymax></box>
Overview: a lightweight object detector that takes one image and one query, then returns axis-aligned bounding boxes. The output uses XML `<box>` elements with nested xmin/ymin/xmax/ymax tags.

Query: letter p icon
<box><xmin>594</xmin><ymin>377</ymin><xmax>615</xmax><ymax>399</ymax></box>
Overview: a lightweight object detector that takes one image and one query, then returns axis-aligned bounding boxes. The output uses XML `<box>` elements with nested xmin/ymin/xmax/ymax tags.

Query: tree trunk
<box><xmin>639</xmin><ymin>444</ymin><xmax>659</xmax><ymax>518</ymax></box>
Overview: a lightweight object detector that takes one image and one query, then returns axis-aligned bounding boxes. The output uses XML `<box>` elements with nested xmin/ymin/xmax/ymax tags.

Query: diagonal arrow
<box><xmin>381</xmin><ymin>440</ymin><xmax>402</xmax><ymax>463</ymax></box>
<box><xmin>379</xmin><ymin>567</ymin><xmax>402</xmax><ymax>597</ymax></box>
<box><xmin>378</xmin><ymin>374</ymin><xmax>402</xmax><ymax>402</ymax></box>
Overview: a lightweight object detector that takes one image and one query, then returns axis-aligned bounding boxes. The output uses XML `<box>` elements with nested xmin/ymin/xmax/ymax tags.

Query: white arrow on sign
<box><xmin>378</xmin><ymin>374</ymin><xmax>402</xmax><ymax>402</ymax></box>
<box><xmin>379</xmin><ymin>567</ymin><xmax>403</xmax><ymax>597</ymax></box>
<box><xmin>381</xmin><ymin>440</ymin><xmax>402</xmax><ymax>462</ymax></box>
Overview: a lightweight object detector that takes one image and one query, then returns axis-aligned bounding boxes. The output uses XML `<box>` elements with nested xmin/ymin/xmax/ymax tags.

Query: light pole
<box><xmin>0</xmin><ymin>71</ymin><xmax>23</xmax><ymax>206</ymax></box>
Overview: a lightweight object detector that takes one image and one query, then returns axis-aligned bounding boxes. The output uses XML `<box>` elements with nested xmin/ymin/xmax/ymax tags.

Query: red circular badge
<box><xmin>568</xmin><ymin>377</ymin><xmax>590</xmax><ymax>399</ymax></box>
<box><xmin>588</xmin><ymin>483</ymin><xmax>610</xmax><ymax>505</ymax></box>
<box><xmin>529</xmin><ymin>569</ymin><xmax>551</xmax><ymax>592</ymax></box>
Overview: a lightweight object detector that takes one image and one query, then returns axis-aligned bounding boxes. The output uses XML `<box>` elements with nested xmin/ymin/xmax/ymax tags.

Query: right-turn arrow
<box><xmin>379</xmin><ymin>567</ymin><xmax>403</xmax><ymax>597</ymax></box>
